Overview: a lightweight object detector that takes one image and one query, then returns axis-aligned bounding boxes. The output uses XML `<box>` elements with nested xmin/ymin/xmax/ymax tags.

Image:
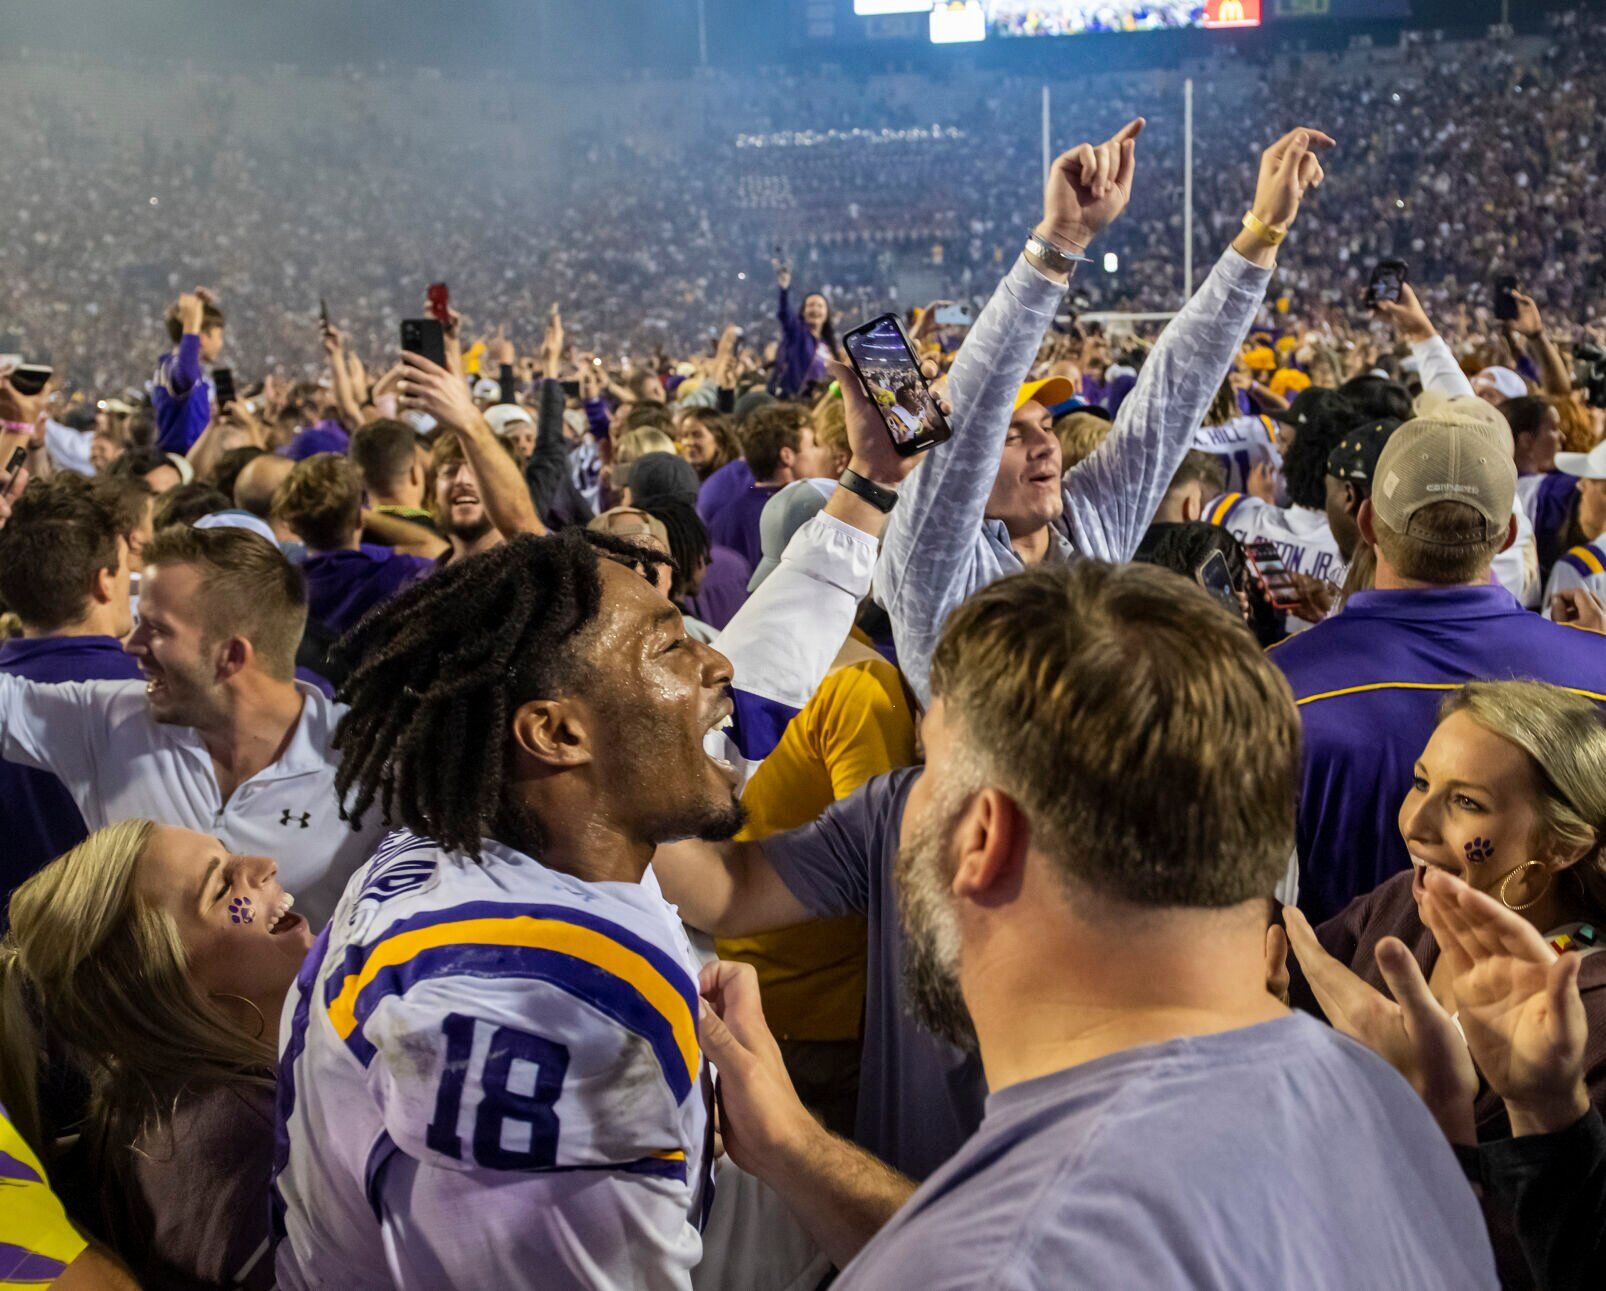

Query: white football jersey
<box><xmin>273</xmin><ymin>831</ymin><xmax>712</xmax><ymax>1289</ymax></box>
<box><xmin>1542</xmin><ymin>539</ymin><xmax>1606</xmax><ymax>618</ymax></box>
<box><xmin>1193</xmin><ymin>414</ymin><xmax>1284</xmax><ymax>494</ymax></box>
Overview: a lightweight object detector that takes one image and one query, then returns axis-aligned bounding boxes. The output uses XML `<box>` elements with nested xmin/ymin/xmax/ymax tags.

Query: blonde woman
<box><xmin>0</xmin><ymin>820</ymin><xmax>311</xmax><ymax>1290</ymax></box>
<box><xmin>1280</xmin><ymin>681</ymin><xmax>1606</xmax><ymax>1286</ymax></box>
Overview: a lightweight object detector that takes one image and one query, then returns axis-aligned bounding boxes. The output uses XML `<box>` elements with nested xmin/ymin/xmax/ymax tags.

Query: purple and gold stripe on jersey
<box><xmin>1561</xmin><ymin>544</ymin><xmax>1606</xmax><ymax>579</ymax></box>
<box><xmin>1208</xmin><ymin>492</ymin><xmax>1248</xmax><ymax>528</ymax></box>
<box><xmin>321</xmin><ymin>902</ymin><xmax>701</xmax><ymax>1102</ymax></box>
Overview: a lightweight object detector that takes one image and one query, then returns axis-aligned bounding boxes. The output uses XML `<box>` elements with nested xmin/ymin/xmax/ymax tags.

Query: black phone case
<box><xmin>401</xmin><ymin>319</ymin><xmax>447</xmax><ymax>369</ymax></box>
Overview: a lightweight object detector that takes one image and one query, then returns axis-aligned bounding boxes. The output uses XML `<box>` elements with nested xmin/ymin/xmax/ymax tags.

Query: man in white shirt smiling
<box><xmin>0</xmin><ymin>523</ymin><xmax>383</xmax><ymax>924</ymax></box>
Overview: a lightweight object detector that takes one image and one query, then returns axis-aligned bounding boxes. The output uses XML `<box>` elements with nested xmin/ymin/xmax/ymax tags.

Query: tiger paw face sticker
<box><xmin>229</xmin><ymin>896</ymin><xmax>255</xmax><ymax>925</ymax></box>
<box><xmin>1463</xmin><ymin>838</ymin><xmax>1495</xmax><ymax>865</ymax></box>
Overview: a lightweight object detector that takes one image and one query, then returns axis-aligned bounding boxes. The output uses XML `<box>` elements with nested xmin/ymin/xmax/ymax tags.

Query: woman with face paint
<box><xmin>1279</xmin><ymin>680</ymin><xmax>1606</xmax><ymax>1286</ymax></box>
<box><xmin>0</xmin><ymin>820</ymin><xmax>311</xmax><ymax>1290</ymax></box>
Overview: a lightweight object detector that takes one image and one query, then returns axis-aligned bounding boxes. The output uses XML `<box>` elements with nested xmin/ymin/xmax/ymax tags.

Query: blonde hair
<box><xmin>1052</xmin><ymin>412</ymin><xmax>1113</xmax><ymax>470</ymax></box>
<box><xmin>0</xmin><ymin>821</ymin><xmax>274</xmax><ymax>1166</ymax></box>
<box><xmin>1442</xmin><ymin>682</ymin><xmax>1606</xmax><ymax>916</ymax></box>
<box><xmin>811</xmin><ymin>394</ymin><xmax>848</xmax><ymax>463</ymax></box>
<box><xmin>614</xmin><ymin>427</ymin><xmax>677</xmax><ymax>466</ymax></box>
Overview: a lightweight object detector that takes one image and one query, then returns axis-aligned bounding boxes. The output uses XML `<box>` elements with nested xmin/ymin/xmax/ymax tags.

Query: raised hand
<box><xmin>1374</xmin><ymin>282</ymin><xmax>1437</xmax><ymax>345</ymax></box>
<box><xmin>1510</xmin><ymin>290</ymin><xmax>1546</xmax><ymax>339</ymax></box>
<box><xmin>774</xmin><ymin>258</ymin><xmax>792</xmax><ymax>292</ymax></box>
<box><xmin>1419</xmin><ymin>867</ymin><xmax>1590</xmax><ymax>1136</ymax></box>
<box><xmin>1037</xmin><ymin>117</ymin><xmax>1145</xmax><ymax>253</ymax></box>
<box><xmin>542</xmin><ymin>306</ymin><xmax>565</xmax><ymax>376</ymax></box>
<box><xmin>1250</xmin><ymin>128</ymin><xmax>1335</xmax><ymax>233</ymax></box>
<box><xmin>1284</xmin><ymin>906</ymin><xmax>1477</xmax><ymax>1144</ymax></box>
<box><xmin>398</xmin><ymin>350</ymin><xmax>483</xmax><ymax>437</ymax></box>
<box><xmin>822</xmin><ymin>353</ymin><xmax>950</xmax><ymax>486</ymax></box>
<box><xmin>488</xmin><ymin>323</ymin><xmax>516</xmax><ymax>369</ymax></box>
<box><xmin>176</xmin><ymin>291</ymin><xmax>206</xmax><ymax>335</ymax></box>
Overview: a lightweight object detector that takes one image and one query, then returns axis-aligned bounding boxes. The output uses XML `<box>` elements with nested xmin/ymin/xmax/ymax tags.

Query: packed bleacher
<box><xmin>6</xmin><ymin>7</ymin><xmax>1606</xmax><ymax>1291</ymax></box>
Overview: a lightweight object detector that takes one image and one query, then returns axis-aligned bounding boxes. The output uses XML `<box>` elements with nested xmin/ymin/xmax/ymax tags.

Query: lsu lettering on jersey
<box><xmin>273</xmin><ymin>831</ymin><xmax>712</xmax><ymax>1290</ymax></box>
<box><xmin>1193</xmin><ymin>414</ymin><xmax>1284</xmax><ymax>494</ymax></box>
<box><xmin>1543</xmin><ymin>539</ymin><xmax>1606</xmax><ymax>618</ymax></box>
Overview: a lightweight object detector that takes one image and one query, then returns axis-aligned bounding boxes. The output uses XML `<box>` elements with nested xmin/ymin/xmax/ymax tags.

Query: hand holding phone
<box><xmin>212</xmin><ymin>368</ymin><xmax>238</xmax><ymax>411</ymax></box>
<box><xmin>400</xmin><ymin>319</ymin><xmax>448</xmax><ymax>370</ymax></box>
<box><xmin>1244</xmin><ymin>538</ymin><xmax>1301</xmax><ymax>611</ymax></box>
<box><xmin>1365</xmin><ymin>260</ymin><xmax>1408</xmax><ymax>310</ymax></box>
<box><xmin>934</xmin><ymin>305</ymin><xmax>973</xmax><ymax>328</ymax></box>
<box><xmin>840</xmin><ymin>314</ymin><xmax>953</xmax><ymax>459</ymax></box>
<box><xmin>427</xmin><ymin>283</ymin><xmax>451</xmax><ymax>327</ymax></box>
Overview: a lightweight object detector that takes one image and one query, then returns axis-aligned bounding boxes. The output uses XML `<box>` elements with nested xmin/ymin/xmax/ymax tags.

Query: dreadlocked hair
<box><xmin>638</xmin><ymin>496</ymin><xmax>711</xmax><ymax>603</ymax></box>
<box><xmin>331</xmin><ymin>529</ymin><xmax>670</xmax><ymax>858</ymax></box>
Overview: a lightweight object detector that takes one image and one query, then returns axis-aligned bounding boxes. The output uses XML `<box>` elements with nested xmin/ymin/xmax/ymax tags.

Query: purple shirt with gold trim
<box><xmin>1271</xmin><ymin>584</ymin><xmax>1606</xmax><ymax>922</ymax></box>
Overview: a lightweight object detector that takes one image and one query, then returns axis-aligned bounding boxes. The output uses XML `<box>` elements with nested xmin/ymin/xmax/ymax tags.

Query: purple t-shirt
<box><xmin>683</xmin><ymin>544</ymin><xmax>751</xmax><ymax>631</ymax></box>
<box><xmin>696</xmin><ymin>458</ymin><xmax>754</xmax><ymax>526</ymax></box>
<box><xmin>0</xmin><ymin>635</ymin><xmax>143</xmax><ymax>908</ymax></box>
<box><xmin>707</xmin><ymin>484</ymin><xmax>782</xmax><ymax>572</ymax></box>
<box><xmin>302</xmin><ymin>545</ymin><xmax>434</xmax><ymax>637</ymax></box>
<box><xmin>763</xmin><ymin>767</ymin><xmax>986</xmax><ymax>1181</ymax></box>
<box><xmin>1272</xmin><ymin>584</ymin><xmax>1606</xmax><ymax>922</ymax></box>
<box><xmin>836</xmin><ymin>1015</ymin><xmax>1496</xmax><ymax>1290</ymax></box>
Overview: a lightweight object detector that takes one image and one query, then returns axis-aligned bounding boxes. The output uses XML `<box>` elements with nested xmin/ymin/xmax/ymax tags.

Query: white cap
<box><xmin>483</xmin><ymin>403</ymin><xmax>534</xmax><ymax>436</ymax></box>
<box><xmin>472</xmin><ymin>377</ymin><xmax>501</xmax><ymax>402</ymax></box>
<box><xmin>1471</xmin><ymin>366</ymin><xmax>1528</xmax><ymax>402</ymax></box>
<box><xmin>194</xmin><ymin>510</ymin><xmax>281</xmax><ymax>547</ymax></box>
<box><xmin>1555</xmin><ymin>441</ymin><xmax>1606</xmax><ymax>481</ymax></box>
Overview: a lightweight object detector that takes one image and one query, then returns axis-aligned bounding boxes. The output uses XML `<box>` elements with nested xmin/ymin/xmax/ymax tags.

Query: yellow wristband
<box><xmin>1242</xmin><ymin>211</ymin><xmax>1288</xmax><ymax>247</ymax></box>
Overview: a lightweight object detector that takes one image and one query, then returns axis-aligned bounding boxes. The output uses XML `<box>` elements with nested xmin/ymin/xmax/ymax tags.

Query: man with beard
<box><xmin>0</xmin><ymin>522</ymin><xmax>383</xmax><ymax>925</ymax></box>
<box><xmin>698</xmin><ymin>561</ymin><xmax>1498</xmax><ymax>1289</ymax></box>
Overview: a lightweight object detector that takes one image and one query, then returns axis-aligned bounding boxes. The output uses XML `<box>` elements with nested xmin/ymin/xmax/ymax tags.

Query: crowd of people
<box><xmin>6</xmin><ymin>11</ymin><xmax>1606</xmax><ymax>1291</ymax></box>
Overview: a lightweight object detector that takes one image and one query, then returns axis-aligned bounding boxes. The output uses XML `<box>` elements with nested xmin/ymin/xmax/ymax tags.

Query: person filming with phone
<box><xmin>874</xmin><ymin>120</ymin><xmax>1336</xmax><ymax>704</ymax></box>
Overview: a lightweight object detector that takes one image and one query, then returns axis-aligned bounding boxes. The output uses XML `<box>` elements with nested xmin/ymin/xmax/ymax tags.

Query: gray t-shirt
<box><xmin>762</xmin><ymin>767</ymin><xmax>987</xmax><ymax>1181</ymax></box>
<box><xmin>834</xmin><ymin>1014</ymin><xmax>1498</xmax><ymax>1291</ymax></box>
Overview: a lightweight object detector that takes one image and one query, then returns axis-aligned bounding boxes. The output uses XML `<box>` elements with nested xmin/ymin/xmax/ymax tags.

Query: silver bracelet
<box><xmin>1025</xmin><ymin>232</ymin><xmax>1092</xmax><ymax>276</ymax></box>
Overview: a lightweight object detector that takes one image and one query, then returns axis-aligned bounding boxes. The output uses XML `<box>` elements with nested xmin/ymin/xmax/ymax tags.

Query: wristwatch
<box><xmin>838</xmin><ymin>468</ymin><xmax>899</xmax><ymax>514</ymax></box>
<box><xmin>1025</xmin><ymin>231</ymin><xmax>1092</xmax><ymax>277</ymax></box>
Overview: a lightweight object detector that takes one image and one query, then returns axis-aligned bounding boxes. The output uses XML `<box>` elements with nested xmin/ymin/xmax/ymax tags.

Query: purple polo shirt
<box><xmin>696</xmin><ymin>458</ymin><xmax>754</xmax><ymax>526</ymax></box>
<box><xmin>708</xmin><ymin>484</ymin><xmax>782</xmax><ymax>571</ymax></box>
<box><xmin>683</xmin><ymin>544</ymin><xmax>752</xmax><ymax>631</ymax></box>
<box><xmin>302</xmin><ymin>545</ymin><xmax>434</xmax><ymax>637</ymax></box>
<box><xmin>1271</xmin><ymin>584</ymin><xmax>1606</xmax><ymax>922</ymax></box>
<box><xmin>0</xmin><ymin>635</ymin><xmax>143</xmax><ymax>912</ymax></box>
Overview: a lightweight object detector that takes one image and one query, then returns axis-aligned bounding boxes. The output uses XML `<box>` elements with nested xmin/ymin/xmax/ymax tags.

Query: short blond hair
<box><xmin>930</xmin><ymin>562</ymin><xmax>1300</xmax><ymax>908</ymax></box>
<box><xmin>1052</xmin><ymin>412</ymin><xmax>1112</xmax><ymax>470</ymax></box>
<box><xmin>615</xmin><ymin>427</ymin><xmax>678</xmax><ymax>466</ymax></box>
<box><xmin>272</xmin><ymin>452</ymin><xmax>362</xmax><ymax>551</ymax></box>
<box><xmin>143</xmin><ymin>524</ymin><xmax>307</xmax><ymax>680</ymax></box>
<box><xmin>811</xmin><ymin>395</ymin><xmax>848</xmax><ymax>462</ymax></box>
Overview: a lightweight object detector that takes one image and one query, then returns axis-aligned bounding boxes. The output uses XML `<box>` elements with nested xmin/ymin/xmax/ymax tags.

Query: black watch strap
<box><xmin>838</xmin><ymin>468</ymin><xmax>898</xmax><ymax>514</ymax></box>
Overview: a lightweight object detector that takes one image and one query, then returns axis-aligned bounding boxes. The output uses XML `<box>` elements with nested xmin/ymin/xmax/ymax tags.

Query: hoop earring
<box><xmin>1499</xmin><ymin>861</ymin><xmax>1552</xmax><ymax>913</ymax></box>
<box><xmin>210</xmin><ymin>992</ymin><xmax>266</xmax><ymax>1041</ymax></box>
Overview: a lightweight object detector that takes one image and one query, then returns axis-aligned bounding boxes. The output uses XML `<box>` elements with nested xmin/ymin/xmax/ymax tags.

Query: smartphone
<box><xmin>841</xmin><ymin>313</ymin><xmax>952</xmax><ymax>458</ymax></box>
<box><xmin>427</xmin><ymin>283</ymin><xmax>451</xmax><ymax>326</ymax></box>
<box><xmin>319</xmin><ymin>298</ymin><xmax>330</xmax><ymax>331</ymax></box>
<box><xmin>560</xmin><ymin>379</ymin><xmax>581</xmax><ymax>398</ymax></box>
<box><xmin>212</xmin><ymin>367</ymin><xmax>238</xmax><ymax>410</ymax></box>
<box><xmin>1244</xmin><ymin>538</ymin><xmax>1301</xmax><ymax>611</ymax></box>
<box><xmin>1196</xmin><ymin>550</ymin><xmax>1241</xmax><ymax>617</ymax></box>
<box><xmin>1494</xmin><ymin>274</ymin><xmax>1520</xmax><ymax>322</ymax></box>
<box><xmin>7</xmin><ymin>365</ymin><xmax>53</xmax><ymax>397</ymax></box>
<box><xmin>1</xmin><ymin>446</ymin><xmax>26</xmax><ymax>491</ymax></box>
<box><xmin>401</xmin><ymin>318</ymin><xmax>447</xmax><ymax>369</ymax></box>
<box><xmin>1365</xmin><ymin>259</ymin><xmax>1408</xmax><ymax>309</ymax></box>
<box><xmin>934</xmin><ymin>304</ymin><xmax>973</xmax><ymax>328</ymax></box>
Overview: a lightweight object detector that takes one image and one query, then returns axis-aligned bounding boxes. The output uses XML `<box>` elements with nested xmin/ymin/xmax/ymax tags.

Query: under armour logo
<box><xmin>280</xmin><ymin>810</ymin><xmax>311</xmax><ymax>829</ymax></box>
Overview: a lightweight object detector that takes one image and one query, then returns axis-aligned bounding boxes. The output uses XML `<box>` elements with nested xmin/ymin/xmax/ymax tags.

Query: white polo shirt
<box><xmin>0</xmin><ymin>677</ymin><xmax>383</xmax><ymax>925</ymax></box>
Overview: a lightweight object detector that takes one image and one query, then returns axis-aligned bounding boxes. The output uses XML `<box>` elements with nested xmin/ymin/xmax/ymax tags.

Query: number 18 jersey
<box><xmin>273</xmin><ymin>831</ymin><xmax>712</xmax><ymax>1289</ymax></box>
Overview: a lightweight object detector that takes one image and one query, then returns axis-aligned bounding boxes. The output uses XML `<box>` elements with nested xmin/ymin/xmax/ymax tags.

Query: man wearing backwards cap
<box><xmin>1269</xmin><ymin>415</ymin><xmax>1606</xmax><ymax>924</ymax></box>
<box><xmin>874</xmin><ymin>120</ymin><xmax>1335</xmax><ymax>703</ymax></box>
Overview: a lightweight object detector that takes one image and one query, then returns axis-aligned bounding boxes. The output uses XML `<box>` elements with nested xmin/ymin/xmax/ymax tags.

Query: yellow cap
<box><xmin>1014</xmin><ymin>376</ymin><xmax>1081</xmax><ymax>412</ymax></box>
<box><xmin>1269</xmin><ymin>369</ymin><xmax>1312</xmax><ymax>399</ymax></box>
